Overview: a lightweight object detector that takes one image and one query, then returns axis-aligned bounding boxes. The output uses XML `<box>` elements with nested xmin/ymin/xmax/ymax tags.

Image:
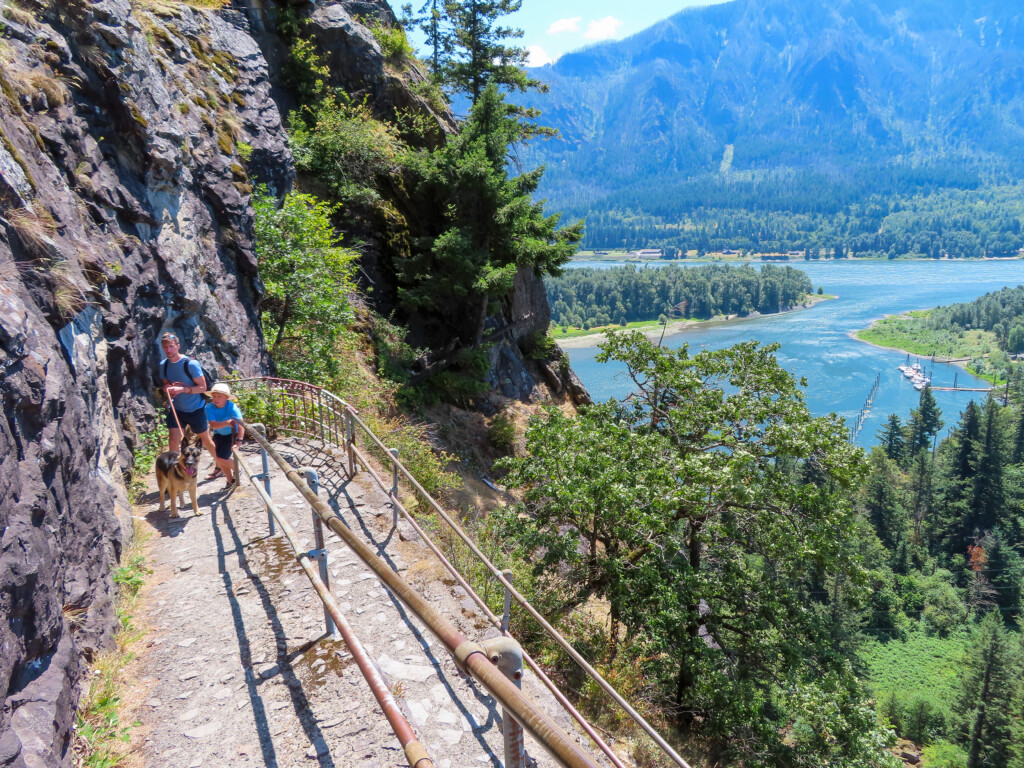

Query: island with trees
<box><xmin>545</xmin><ymin>262</ymin><xmax>824</xmax><ymax>339</ymax></box>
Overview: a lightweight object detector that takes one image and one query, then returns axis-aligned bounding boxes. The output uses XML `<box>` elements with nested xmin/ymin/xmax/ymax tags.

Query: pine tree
<box><xmin>401</xmin><ymin>0</ymin><xmax>447</xmax><ymax>74</ymax></box>
<box><xmin>907</xmin><ymin>385</ymin><xmax>944</xmax><ymax>454</ymax></box>
<box><xmin>862</xmin><ymin>448</ymin><xmax>907</xmax><ymax>549</ymax></box>
<box><xmin>953</xmin><ymin>401</ymin><xmax>982</xmax><ymax>482</ymax></box>
<box><xmin>970</xmin><ymin>398</ymin><xmax>1005</xmax><ymax>535</ymax></box>
<box><xmin>878</xmin><ymin>413</ymin><xmax>906</xmax><ymax>465</ymax></box>
<box><xmin>443</xmin><ymin>0</ymin><xmax>543</xmax><ymax>104</ymax></box>
<box><xmin>399</xmin><ymin>84</ymin><xmax>582</xmax><ymax>353</ymax></box>
<box><xmin>1012</xmin><ymin>404</ymin><xmax>1024</xmax><ymax>464</ymax></box>
<box><xmin>985</xmin><ymin>527</ymin><xmax>1023</xmax><ymax>619</ymax></box>
<box><xmin>955</xmin><ymin>611</ymin><xmax>1020</xmax><ymax>768</ymax></box>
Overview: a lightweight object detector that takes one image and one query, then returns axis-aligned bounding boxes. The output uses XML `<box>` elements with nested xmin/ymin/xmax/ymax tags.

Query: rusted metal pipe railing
<box><xmin>348</xmin><ymin>442</ymin><xmax>628</xmax><ymax>768</ymax></box>
<box><xmin>231</xmin><ymin>376</ymin><xmax>687</xmax><ymax>768</ymax></box>
<box><xmin>242</xmin><ymin>426</ymin><xmax>600</xmax><ymax>768</ymax></box>
<box><xmin>347</xmin><ymin>411</ymin><xmax>677</xmax><ymax>768</ymax></box>
<box><xmin>232</xmin><ymin>447</ymin><xmax>432</xmax><ymax>768</ymax></box>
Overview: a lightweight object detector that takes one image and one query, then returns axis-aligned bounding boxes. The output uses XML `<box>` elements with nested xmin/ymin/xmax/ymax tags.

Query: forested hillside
<box><xmin>545</xmin><ymin>263</ymin><xmax>814</xmax><ymax>329</ymax></box>
<box><xmin>861</xmin><ymin>385</ymin><xmax>1024</xmax><ymax>765</ymax></box>
<box><xmin>518</xmin><ymin>0</ymin><xmax>1024</xmax><ymax>257</ymax></box>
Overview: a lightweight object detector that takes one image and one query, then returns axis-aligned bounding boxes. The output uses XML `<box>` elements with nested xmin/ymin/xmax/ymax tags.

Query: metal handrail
<box><xmin>232</xmin><ymin>446</ymin><xmax>433</xmax><ymax>768</ymax></box>
<box><xmin>230</xmin><ymin>376</ymin><xmax>690</xmax><ymax>768</ymax></box>
<box><xmin>243</xmin><ymin>427</ymin><xmax>599</xmax><ymax>768</ymax></box>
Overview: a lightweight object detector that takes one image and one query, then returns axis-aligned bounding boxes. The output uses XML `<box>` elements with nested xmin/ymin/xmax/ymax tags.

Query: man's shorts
<box><xmin>165</xmin><ymin>407</ymin><xmax>208</xmax><ymax>435</ymax></box>
<box><xmin>212</xmin><ymin>432</ymin><xmax>235</xmax><ymax>461</ymax></box>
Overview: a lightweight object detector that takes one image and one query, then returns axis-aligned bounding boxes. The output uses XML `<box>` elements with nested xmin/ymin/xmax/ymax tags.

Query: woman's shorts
<box><xmin>165</xmin><ymin>407</ymin><xmax>208</xmax><ymax>435</ymax></box>
<box><xmin>213</xmin><ymin>432</ymin><xmax>235</xmax><ymax>461</ymax></box>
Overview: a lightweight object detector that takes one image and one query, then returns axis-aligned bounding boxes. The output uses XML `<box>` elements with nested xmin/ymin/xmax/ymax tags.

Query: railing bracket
<box><xmin>453</xmin><ymin>640</ymin><xmax>487</xmax><ymax>674</ymax></box>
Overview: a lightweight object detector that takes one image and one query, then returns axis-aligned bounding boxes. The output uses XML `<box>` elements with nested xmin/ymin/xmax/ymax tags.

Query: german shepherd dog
<box><xmin>155</xmin><ymin>427</ymin><xmax>203</xmax><ymax>517</ymax></box>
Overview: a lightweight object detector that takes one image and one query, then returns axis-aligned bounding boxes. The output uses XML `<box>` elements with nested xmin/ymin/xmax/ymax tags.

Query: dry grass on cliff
<box><xmin>6</xmin><ymin>206</ymin><xmax>57</xmax><ymax>260</ymax></box>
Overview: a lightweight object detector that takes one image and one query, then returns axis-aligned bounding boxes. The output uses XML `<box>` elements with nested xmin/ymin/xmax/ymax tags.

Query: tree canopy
<box><xmin>252</xmin><ymin>186</ymin><xmax>357</xmax><ymax>383</ymax></box>
<box><xmin>497</xmin><ymin>331</ymin><xmax>892</xmax><ymax>764</ymax></box>
<box><xmin>399</xmin><ymin>83</ymin><xmax>581</xmax><ymax>349</ymax></box>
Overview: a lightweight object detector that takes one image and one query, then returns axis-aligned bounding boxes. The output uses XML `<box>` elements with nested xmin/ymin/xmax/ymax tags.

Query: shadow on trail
<box><xmin>282</xmin><ymin>438</ymin><xmax>503</xmax><ymax>766</ymax></box>
<box><xmin>209</xmin><ymin>495</ymin><xmax>337</xmax><ymax>768</ymax></box>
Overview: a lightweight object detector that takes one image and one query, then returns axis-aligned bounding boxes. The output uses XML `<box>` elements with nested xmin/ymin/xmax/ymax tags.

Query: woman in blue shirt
<box><xmin>205</xmin><ymin>382</ymin><xmax>245</xmax><ymax>486</ymax></box>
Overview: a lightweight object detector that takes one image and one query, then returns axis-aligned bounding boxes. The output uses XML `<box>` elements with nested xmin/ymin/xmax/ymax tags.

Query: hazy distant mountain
<box><xmin>521</xmin><ymin>0</ymin><xmax>1024</xmax><ymax>222</ymax></box>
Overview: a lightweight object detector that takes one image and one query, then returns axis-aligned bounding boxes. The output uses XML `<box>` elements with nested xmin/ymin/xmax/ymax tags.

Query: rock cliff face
<box><xmin>0</xmin><ymin>1</ymin><xmax>581</xmax><ymax>763</ymax></box>
<box><xmin>0</xmin><ymin>1</ymin><xmax>286</xmax><ymax>763</ymax></box>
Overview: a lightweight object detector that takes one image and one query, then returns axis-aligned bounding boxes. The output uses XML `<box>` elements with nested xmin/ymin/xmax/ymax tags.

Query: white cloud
<box><xmin>547</xmin><ymin>16</ymin><xmax>582</xmax><ymax>35</ymax></box>
<box><xmin>584</xmin><ymin>16</ymin><xmax>622</xmax><ymax>41</ymax></box>
<box><xmin>526</xmin><ymin>45</ymin><xmax>555</xmax><ymax>67</ymax></box>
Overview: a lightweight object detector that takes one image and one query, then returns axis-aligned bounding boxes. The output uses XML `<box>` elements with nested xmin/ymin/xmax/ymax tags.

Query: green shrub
<box><xmin>128</xmin><ymin>423</ymin><xmax>168</xmax><ymax>504</ymax></box>
<box><xmin>903</xmin><ymin>695</ymin><xmax>946</xmax><ymax>745</ymax></box>
<box><xmin>289</xmin><ymin>93</ymin><xmax>408</xmax><ymax>211</ymax></box>
<box><xmin>524</xmin><ymin>330</ymin><xmax>558</xmax><ymax>361</ymax></box>
<box><xmin>281</xmin><ymin>37</ymin><xmax>329</xmax><ymax>102</ymax></box>
<box><xmin>230</xmin><ymin>380</ymin><xmax>284</xmax><ymax>439</ymax></box>
<box><xmin>488</xmin><ymin>409</ymin><xmax>516</xmax><ymax>451</ymax></box>
<box><xmin>921</xmin><ymin>740</ymin><xmax>968</xmax><ymax>768</ymax></box>
<box><xmin>369</xmin><ymin>22</ymin><xmax>413</xmax><ymax>65</ymax></box>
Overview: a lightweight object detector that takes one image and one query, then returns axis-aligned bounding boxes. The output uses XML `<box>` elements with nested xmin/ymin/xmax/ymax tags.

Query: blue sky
<box><xmin>386</xmin><ymin>0</ymin><xmax>733</xmax><ymax>66</ymax></box>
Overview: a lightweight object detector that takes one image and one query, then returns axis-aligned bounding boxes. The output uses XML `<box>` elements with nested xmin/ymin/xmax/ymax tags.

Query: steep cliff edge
<box><xmin>0</xmin><ymin>1</ymin><xmax>584</xmax><ymax>763</ymax></box>
<box><xmin>0</xmin><ymin>1</ymin><xmax>285</xmax><ymax>763</ymax></box>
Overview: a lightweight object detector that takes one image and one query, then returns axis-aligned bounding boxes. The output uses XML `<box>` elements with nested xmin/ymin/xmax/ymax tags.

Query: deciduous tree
<box><xmin>499</xmin><ymin>331</ymin><xmax>890</xmax><ymax>764</ymax></box>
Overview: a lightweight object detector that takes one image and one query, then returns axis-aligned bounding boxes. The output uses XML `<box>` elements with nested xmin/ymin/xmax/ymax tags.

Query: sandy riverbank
<box><xmin>556</xmin><ymin>293</ymin><xmax>836</xmax><ymax>349</ymax></box>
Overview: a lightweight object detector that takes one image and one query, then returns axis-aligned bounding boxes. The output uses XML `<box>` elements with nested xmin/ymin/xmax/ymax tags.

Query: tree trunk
<box><xmin>472</xmin><ymin>293</ymin><xmax>489</xmax><ymax>349</ymax></box>
<box><xmin>967</xmin><ymin>648</ymin><xmax>994</xmax><ymax>768</ymax></box>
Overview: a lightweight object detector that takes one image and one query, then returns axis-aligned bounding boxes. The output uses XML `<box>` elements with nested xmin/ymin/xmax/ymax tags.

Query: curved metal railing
<box><xmin>229</xmin><ymin>376</ymin><xmax>691</xmax><ymax>768</ymax></box>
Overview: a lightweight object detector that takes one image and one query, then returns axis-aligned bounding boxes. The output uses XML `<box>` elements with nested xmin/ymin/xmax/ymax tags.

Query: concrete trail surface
<box><xmin>131</xmin><ymin>437</ymin><xmax>602</xmax><ymax>768</ymax></box>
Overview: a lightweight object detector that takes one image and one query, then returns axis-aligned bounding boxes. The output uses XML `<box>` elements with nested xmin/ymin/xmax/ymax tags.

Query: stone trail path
<box><xmin>131</xmin><ymin>438</ymin><xmax>603</xmax><ymax>768</ymax></box>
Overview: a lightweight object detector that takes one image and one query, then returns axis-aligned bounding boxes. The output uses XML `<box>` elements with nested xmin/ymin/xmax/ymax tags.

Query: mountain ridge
<box><xmin>520</xmin><ymin>0</ymin><xmax>1024</xmax><ymax>225</ymax></box>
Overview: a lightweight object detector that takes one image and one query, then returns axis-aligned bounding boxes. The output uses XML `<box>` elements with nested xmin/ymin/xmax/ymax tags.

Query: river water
<box><xmin>560</xmin><ymin>260</ymin><xmax>1024</xmax><ymax>447</ymax></box>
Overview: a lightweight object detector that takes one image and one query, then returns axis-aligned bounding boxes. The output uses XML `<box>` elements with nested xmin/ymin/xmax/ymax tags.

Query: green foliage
<box><xmin>861</xmin><ymin>630</ymin><xmax>968</xmax><ymax>741</ymax></box>
<box><xmin>252</xmin><ymin>185</ymin><xmax>357</xmax><ymax>385</ymax></box>
<box><xmin>441</xmin><ymin>0</ymin><xmax>543</xmax><ymax>104</ymax></box>
<box><xmin>523</xmin><ymin>330</ymin><xmax>558</xmax><ymax>361</ymax></box>
<box><xmin>369</xmin><ymin>21</ymin><xmax>413</xmax><ymax>65</ymax></box>
<box><xmin>289</xmin><ymin>93</ymin><xmax>407</xmax><ymax>212</ymax></box>
<box><xmin>921</xmin><ymin>741</ymin><xmax>968</xmax><ymax>768</ymax></box>
<box><xmin>545</xmin><ymin>262</ymin><xmax>813</xmax><ymax>329</ymax></box>
<box><xmin>229</xmin><ymin>379</ymin><xmax>284</xmax><ymax>439</ymax></box>
<box><xmin>281</xmin><ymin>37</ymin><xmax>329</xmax><ymax>103</ymax></box>
<box><xmin>369</xmin><ymin>313</ymin><xmax>426</xmax><ymax>387</ymax></box>
<box><xmin>74</xmin><ymin>524</ymin><xmax>150</xmax><ymax>767</ymax></box>
<box><xmin>487</xmin><ymin>408</ymin><xmax>515</xmax><ymax>451</ymax></box>
<box><xmin>498</xmin><ymin>330</ymin><xmax>880</xmax><ymax>762</ymax></box>
<box><xmin>112</xmin><ymin>555</ymin><xmax>148</xmax><ymax>602</ymax></box>
<box><xmin>128</xmin><ymin>423</ymin><xmax>168</xmax><ymax>504</ymax></box>
<box><xmin>398</xmin><ymin>84</ymin><xmax>582</xmax><ymax>350</ymax></box>
<box><xmin>953</xmin><ymin>611</ymin><xmax>1021</xmax><ymax>768</ymax></box>
<box><xmin>237</xmin><ymin>141</ymin><xmax>253</xmax><ymax>162</ymax></box>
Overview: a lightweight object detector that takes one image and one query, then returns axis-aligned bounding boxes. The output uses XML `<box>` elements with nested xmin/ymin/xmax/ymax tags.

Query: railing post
<box><xmin>249</xmin><ymin>423</ymin><xmax>274</xmax><ymax>535</ymax></box>
<box><xmin>299</xmin><ymin>466</ymin><xmax>337</xmax><ymax>638</ymax></box>
<box><xmin>481</xmin><ymin>637</ymin><xmax>525</xmax><ymax>768</ymax></box>
<box><xmin>345</xmin><ymin>410</ymin><xmax>356</xmax><ymax>477</ymax></box>
<box><xmin>389</xmin><ymin>448</ymin><xmax>399</xmax><ymax>529</ymax></box>
<box><xmin>501</xmin><ymin>569</ymin><xmax>514</xmax><ymax>633</ymax></box>
<box><xmin>317</xmin><ymin>389</ymin><xmax>325</xmax><ymax>444</ymax></box>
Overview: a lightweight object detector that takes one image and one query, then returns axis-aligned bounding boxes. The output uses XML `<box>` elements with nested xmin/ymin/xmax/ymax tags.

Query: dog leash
<box><xmin>165</xmin><ymin>386</ymin><xmax>184</xmax><ymax>434</ymax></box>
